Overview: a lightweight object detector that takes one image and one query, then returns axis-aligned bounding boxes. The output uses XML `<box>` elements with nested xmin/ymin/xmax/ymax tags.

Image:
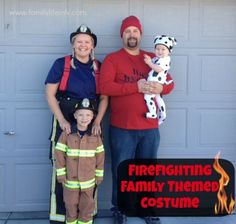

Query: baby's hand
<box><xmin>144</xmin><ymin>54</ymin><xmax>152</xmax><ymax>65</ymax></box>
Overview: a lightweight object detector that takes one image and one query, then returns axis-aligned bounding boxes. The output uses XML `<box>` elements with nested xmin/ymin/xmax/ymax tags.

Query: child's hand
<box><xmin>96</xmin><ymin>177</ymin><xmax>103</xmax><ymax>185</ymax></box>
<box><xmin>144</xmin><ymin>54</ymin><xmax>152</xmax><ymax>66</ymax></box>
<box><xmin>57</xmin><ymin>175</ymin><xmax>66</xmax><ymax>185</ymax></box>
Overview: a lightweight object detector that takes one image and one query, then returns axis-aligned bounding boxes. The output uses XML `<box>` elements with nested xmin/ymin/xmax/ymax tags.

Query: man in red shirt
<box><xmin>100</xmin><ymin>15</ymin><xmax>174</xmax><ymax>224</ymax></box>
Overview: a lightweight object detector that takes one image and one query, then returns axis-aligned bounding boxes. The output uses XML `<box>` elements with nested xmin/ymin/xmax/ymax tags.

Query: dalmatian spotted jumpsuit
<box><xmin>144</xmin><ymin>56</ymin><xmax>173</xmax><ymax>125</ymax></box>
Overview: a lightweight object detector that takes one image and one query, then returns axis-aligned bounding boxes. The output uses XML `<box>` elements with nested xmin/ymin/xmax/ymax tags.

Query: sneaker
<box><xmin>112</xmin><ymin>208</ymin><xmax>127</xmax><ymax>224</ymax></box>
<box><xmin>144</xmin><ymin>217</ymin><xmax>161</xmax><ymax>224</ymax></box>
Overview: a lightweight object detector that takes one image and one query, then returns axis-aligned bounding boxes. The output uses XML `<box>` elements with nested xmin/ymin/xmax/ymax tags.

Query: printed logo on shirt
<box><xmin>123</xmin><ymin>69</ymin><xmax>147</xmax><ymax>83</ymax></box>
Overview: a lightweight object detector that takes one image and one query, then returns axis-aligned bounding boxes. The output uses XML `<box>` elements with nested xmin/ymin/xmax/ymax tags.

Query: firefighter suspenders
<box><xmin>59</xmin><ymin>55</ymin><xmax>100</xmax><ymax>93</ymax></box>
<box><xmin>59</xmin><ymin>55</ymin><xmax>71</xmax><ymax>91</ymax></box>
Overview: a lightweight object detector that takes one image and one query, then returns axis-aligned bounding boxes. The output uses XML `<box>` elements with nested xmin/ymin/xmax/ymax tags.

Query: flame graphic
<box><xmin>213</xmin><ymin>152</ymin><xmax>235</xmax><ymax>214</ymax></box>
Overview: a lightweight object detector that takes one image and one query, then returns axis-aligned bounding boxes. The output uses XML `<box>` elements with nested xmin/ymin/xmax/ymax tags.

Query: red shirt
<box><xmin>100</xmin><ymin>48</ymin><xmax>174</xmax><ymax>129</ymax></box>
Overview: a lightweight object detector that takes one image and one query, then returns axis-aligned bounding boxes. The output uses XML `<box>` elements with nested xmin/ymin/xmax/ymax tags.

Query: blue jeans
<box><xmin>110</xmin><ymin>125</ymin><xmax>160</xmax><ymax>207</ymax></box>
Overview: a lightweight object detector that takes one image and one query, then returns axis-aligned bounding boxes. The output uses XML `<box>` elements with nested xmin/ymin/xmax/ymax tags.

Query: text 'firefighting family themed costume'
<box><xmin>45</xmin><ymin>25</ymin><xmax>101</xmax><ymax>223</ymax></box>
<box><xmin>54</xmin><ymin>99</ymin><xmax>104</xmax><ymax>224</ymax></box>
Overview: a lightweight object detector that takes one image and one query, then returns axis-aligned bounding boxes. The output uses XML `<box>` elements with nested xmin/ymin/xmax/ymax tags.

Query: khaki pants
<box><xmin>63</xmin><ymin>187</ymin><xmax>95</xmax><ymax>223</ymax></box>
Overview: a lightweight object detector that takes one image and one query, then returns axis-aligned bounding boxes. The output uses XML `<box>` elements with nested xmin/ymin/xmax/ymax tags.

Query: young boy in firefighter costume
<box><xmin>54</xmin><ymin>98</ymin><xmax>105</xmax><ymax>224</ymax></box>
<box><xmin>45</xmin><ymin>25</ymin><xmax>108</xmax><ymax>223</ymax></box>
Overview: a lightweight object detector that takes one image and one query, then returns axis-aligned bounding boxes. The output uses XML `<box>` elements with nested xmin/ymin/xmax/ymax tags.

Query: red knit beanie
<box><xmin>120</xmin><ymin>15</ymin><xmax>142</xmax><ymax>37</ymax></box>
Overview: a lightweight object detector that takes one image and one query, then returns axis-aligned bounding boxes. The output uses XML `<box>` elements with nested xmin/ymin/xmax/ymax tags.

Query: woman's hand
<box><xmin>58</xmin><ymin>118</ymin><xmax>71</xmax><ymax>134</ymax></box>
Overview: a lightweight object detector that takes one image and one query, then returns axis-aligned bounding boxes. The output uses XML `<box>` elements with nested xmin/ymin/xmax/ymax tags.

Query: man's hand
<box><xmin>147</xmin><ymin>81</ymin><xmax>163</xmax><ymax>94</ymax></box>
<box><xmin>92</xmin><ymin>120</ymin><xmax>102</xmax><ymax>136</ymax></box>
<box><xmin>137</xmin><ymin>79</ymin><xmax>147</xmax><ymax>93</ymax></box>
<box><xmin>138</xmin><ymin>79</ymin><xmax>163</xmax><ymax>94</ymax></box>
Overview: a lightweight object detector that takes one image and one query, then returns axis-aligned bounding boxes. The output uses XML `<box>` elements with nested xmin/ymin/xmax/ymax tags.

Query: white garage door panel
<box><xmin>5</xmin><ymin>0</ymin><xmax>75</xmax><ymax>46</ymax></box>
<box><xmin>158</xmin><ymin>101</ymin><xmax>236</xmax><ymax>161</ymax></box>
<box><xmin>14</xmin><ymin>108</ymin><xmax>51</xmax><ymax>156</ymax></box>
<box><xmin>0</xmin><ymin>0</ymin><xmax>4</xmax><ymax>41</ymax></box>
<box><xmin>168</xmin><ymin>55</ymin><xmax>188</xmax><ymax>97</ymax></box>
<box><xmin>0</xmin><ymin>164</ymin><xmax>6</xmax><ymax>207</ymax></box>
<box><xmin>14</xmin><ymin>162</ymin><xmax>51</xmax><ymax>210</ymax></box>
<box><xmin>14</xmin><ymin>53</ymin><xmax>56</xmax><ymax>95</ymax></box>
<box><xmin>0</xmin><ymin>108</ymin><xmax>5</xmax><ymax>151</ymax></box>
<box><xmin>142</xmin><ymin>0</ymin><xmax>189</xmax><ymax>39</ymax></box>
<box><xmin>198</xmin><ymin>109</ymin><xmax>236</xmax><ymax>146</ymax></box>
<box><xmin>201</xmin><ymin>0</ymin><xmax>236</xmax><ymax>38</ymax></box>
<box><xmin>0</xmin><ymin>52</ymin><xmax>6</xmax><ymax>96</ymax></box>
<box><xmin>0</xmin><ymin>162</ymin><xmax>12</xmax><ymax>211</ymax></box>
<box><xmin>195</xmin><ymin>51</ymin><xmax>236</xmax><ymax>102</ymax></box>
<box><xmin>17</xmin><ymin>0</ymin><xmax>68</xmax><ymax>36</ymax></box>
<box><xmin>0</xmin><ymin>159</ymin><xmax>51</xmax><ymax>212</ymax></box>
<box><xmin>160</xmin><ymin>108</ymin><xmax>188</xmax><ymax>148</ymax></box>
<box><xmin>13</xmin><ymin>51</ymin><xmax>69</xmax><ymax>97</ymax></box>
<box><xmin>5</xmin><ymin>48</ymin><xmax>69</xmax><ymax>102</ymax></box>
<box><xmin>201</xmin><ymin>55</ymin><xmax>236</xmax><ymax>92</ymax></box>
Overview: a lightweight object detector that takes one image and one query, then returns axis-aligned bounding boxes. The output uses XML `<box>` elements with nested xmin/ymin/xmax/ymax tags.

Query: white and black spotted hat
<box><xmin>154</xmin><ymin>35</ymin><xmax>177</xmax><ymax>52</ymax></box>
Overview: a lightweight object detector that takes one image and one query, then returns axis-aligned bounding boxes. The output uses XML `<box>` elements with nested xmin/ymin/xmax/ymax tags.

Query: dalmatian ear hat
<box><xmin>154</xmin><ymin>35</ymin><xmax>177</xmax><ymax>52</ymax></box>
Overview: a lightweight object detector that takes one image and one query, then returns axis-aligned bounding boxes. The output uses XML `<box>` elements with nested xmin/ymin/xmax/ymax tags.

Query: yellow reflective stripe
<box><xmin>67</xmin><ymin>148</ymin><xmax>96</xmax><ymax>157</ymax></box>
<box><xmin>79</xmin><ymin>150</ymin><xmax>96</xmax><ymax>157</ymax></box>
<box><xmin>56</xmin><ymin>167</ymin><xmax>66</xmax><ymax>176</ymax></box>
<box><xmin>50</xmin><ymin>116</ymin><xmax>57</xmax><ymax>142</ymax></box>
<box><xmin>80</xmin><ymin>178</ymin><xmax>95</xmax><ymax>189</ymax></box>
<box><xmin>50</xmin><ymin>214</ymin><xmax>65</xmax><ymax>222</ymax></box>
<box><xmin>50</xmin><ymin>154</ymin><xmax>66</xmax><ymax>222</ymax></box>
<box><xmin>66</xmin><ymin>220</ymin><xmax>78</xmax><ymax>224</ymax></box>
<box><xmin>93</xmin><ymin>187</ymin><xmax>97</xmax><ymax>216</ymax></box>
<box><xmin>96</xmin><ymin>145</ymin><xmax>104</xmax><ymax>153</ymax></box>
<box><xmin>49</xmin><ymin>120</ymin><xmax>66</xmax><ymax>223</ymax></box>
<box><xmin>78</xmin><ymin>219</ymin><xmax>93</xmax><ymax>224</ymax></box>
<box><xmin>95</xmin><ymin>169</ymin><xmax>104</xmax><ymax>177</ymax></box>
<box><xmin>66</xmin><ymin>148</ymin><xmax>80</xmax><ymax>156</ymax></box>
<box><xmin>64</xmin><ymin>180</ymin><xmax>80</xmax><ymax>189</ymax></box>
<box><xmin>55</xmin><ymin>143</ymin><xmax>67</xmax><ymax>152</ymax></box>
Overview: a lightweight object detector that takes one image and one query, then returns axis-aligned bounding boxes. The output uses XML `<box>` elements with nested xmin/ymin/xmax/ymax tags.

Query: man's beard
<box><xmin>127</xmin><ymin>37</ymin><xmax>138</xmax><ymax>48</ymax></box>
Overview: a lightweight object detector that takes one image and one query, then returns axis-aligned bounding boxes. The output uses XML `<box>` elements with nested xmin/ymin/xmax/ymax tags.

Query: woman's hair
<box><xmin>70</xmin><ymin>34</ymin><xmax>97</xmax><ymax>71</ymax></box>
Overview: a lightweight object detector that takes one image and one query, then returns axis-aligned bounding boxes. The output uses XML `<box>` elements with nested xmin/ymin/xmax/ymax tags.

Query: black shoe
<box><xmin>144</xmin><ymin>217</ymin><xmax>161</xmax><ymax>224</ymax></box>
<box><xmin>112</xmin><ymin>208</ymin><xmax>127</xmax><ymax>224</ymax></box>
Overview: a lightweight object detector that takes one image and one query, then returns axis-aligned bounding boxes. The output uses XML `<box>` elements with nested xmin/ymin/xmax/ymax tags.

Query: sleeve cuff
<box><xmin>56</xmin><ymin>167</ymin><xmax>66</xmax><ymax>176</ymax></box>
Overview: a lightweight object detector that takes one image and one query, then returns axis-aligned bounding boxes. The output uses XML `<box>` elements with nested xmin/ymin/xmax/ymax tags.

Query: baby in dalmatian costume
<box><xmin>144</xmin><ymin>35</ymin><xmax>177</xmax><ymax>125</ymax></box>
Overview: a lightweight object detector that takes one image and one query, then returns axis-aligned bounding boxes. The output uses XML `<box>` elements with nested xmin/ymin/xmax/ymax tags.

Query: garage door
<box><xmin>0</xmin><ymin>0</ymin><xmax>235</xmax><ymax>212</ymax></box>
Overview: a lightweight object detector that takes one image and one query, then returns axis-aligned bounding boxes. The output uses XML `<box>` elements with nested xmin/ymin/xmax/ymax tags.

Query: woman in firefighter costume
<box><xmin>45</xmin><ymin>25</ymin><xmax>108</xmax><ymax>223</ymax></box>
<box><xmin>55</xmin><ymin>98</ymin><xmax>104</xmax><ymax>224</ymax></box>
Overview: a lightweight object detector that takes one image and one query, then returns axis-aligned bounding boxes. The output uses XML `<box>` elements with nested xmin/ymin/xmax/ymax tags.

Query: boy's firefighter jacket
<box><xmin>54</xmin><ymin>131</ymin><xmax>104</xmax><ymax>190</ymax></box>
